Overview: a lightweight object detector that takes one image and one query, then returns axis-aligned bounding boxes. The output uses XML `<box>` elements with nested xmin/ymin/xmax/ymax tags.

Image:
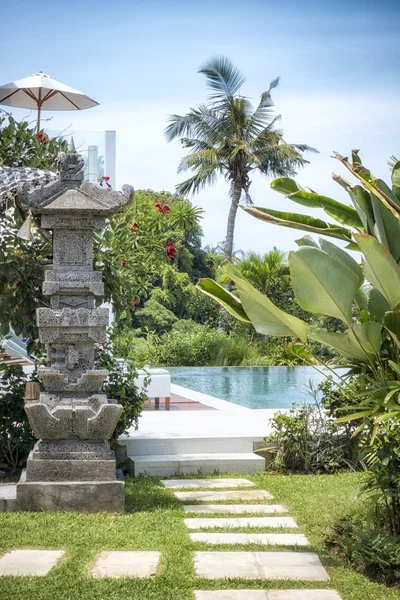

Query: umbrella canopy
<box><xmin>0</xmin><ymin>71</ymin><xmax>99</xmax><ymax>131</ymax></box>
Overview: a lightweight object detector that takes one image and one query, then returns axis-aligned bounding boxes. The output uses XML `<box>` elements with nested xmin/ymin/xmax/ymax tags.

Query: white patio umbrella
<box><xmin>0</xmin><ymin>71</ymin><xmax>99</xmax><ymax>132</ymax></box>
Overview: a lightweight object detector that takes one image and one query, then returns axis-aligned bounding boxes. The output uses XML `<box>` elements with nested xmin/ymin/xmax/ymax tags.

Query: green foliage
<box><xmin>0</xmin><ymin>363</ymin><xmax>36</xmax><ymax>472</ymax></box>
<box><xmin>0</xmin><ymin>112</ymin><xmax>67</xmax><ymax>169</ymax></box>
<box><xmin>267</xmin><ymin>396</ymin><xmax>359</xmax><ymax>475</ymax></box>
<box><xmin>148</xmin><ymin>321</ymin><xmax>247</xmax><ymax>367</ymax></box>
<box><xmin>327</xmin><ymin>512</ymin><xmax>400</xmax><ymax>586</ymax></box>
<box><xmin>95</xmin><ymin>341</ymin><xmax>147</xmax><ymax>444</ymax></box>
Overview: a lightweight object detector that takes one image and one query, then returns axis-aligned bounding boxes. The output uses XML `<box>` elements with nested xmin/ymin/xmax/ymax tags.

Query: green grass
<box><xmin>0</xmin><ymin>472</ymin><xmax>399</xmax><ymax>599</ymax></box>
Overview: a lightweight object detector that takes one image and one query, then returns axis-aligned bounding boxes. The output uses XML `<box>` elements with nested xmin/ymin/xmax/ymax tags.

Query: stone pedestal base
<box><xmin>16</xmin><ymin>469</ymin><xmax>125</xmax><ymax>513</ymax></box>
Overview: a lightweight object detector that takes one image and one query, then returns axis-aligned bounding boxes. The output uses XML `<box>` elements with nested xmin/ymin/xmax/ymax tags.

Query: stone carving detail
<box><xmin>14</xmin><ymin>142</ymin><xmax>134</xmax><ymax>512</ymax></box>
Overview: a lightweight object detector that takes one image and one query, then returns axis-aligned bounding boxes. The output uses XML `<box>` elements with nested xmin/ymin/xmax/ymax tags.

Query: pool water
<box><xmin>168</xmin><ymin>366</ymin><xmax>328</xmax><ymax>410</ymax></box>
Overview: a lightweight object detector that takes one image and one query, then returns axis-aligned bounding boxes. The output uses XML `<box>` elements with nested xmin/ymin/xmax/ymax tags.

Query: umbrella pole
<box><xmin>37</xmin><ymin>88</ymin><xmax>42</xmax><ymax>133</ymax></box>
<box><xmin>37</xmin><ymin>105</ymin><xmax>41</xmax><ymax>133</ymax></box>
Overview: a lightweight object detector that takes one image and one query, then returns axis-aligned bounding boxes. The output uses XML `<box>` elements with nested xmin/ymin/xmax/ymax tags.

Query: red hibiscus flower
<box><xmin>122</xmin><ymin>258</ymin><xmax>127</xmax><ymax>267</ymax></box>
<box><xmin>35</xmin><ymin>132</ymin><xmax>48</xmax><ymax>144</ymax></box>
<box><xmin>100</xmin><ymin>175</ymin><xmax>111</xmax><ymax>188</ymax></box>
<box><xmin>131</xmin><ymin>221</ymin><xmax>138</xmax><ymax>233</ymax></box>
<box><xmin>162</xmin><ymin>205</ymin><xmax>170</xmax><ymax>212</ymax></box>
<box><xmin>131</xmin><ymin>297</ymin><xmax>139</xmax><ymax>306</ymax></box>
<box><xmin>165</xmin><ymin>241</ymin><xmax>176</xmax><ymax>259</ymax></box>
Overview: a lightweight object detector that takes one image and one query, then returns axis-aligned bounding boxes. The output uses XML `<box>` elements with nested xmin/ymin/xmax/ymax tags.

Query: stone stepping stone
<box><xmin>175</xmin><ymin>490</ymin><xmax>273</xmax><ymax>502</ymax></box>
<box><xmin>90</xmin><ymin>551</ymin><xmax>160</xmax><ymax>578</ymax></box>
<box><xmin>185</xmin><ymin>517</ymin><xmax>298</xmax><ymax>529</ymax></box>
<box><xmin>194</xmin><ymin>551</ymin><xmax>330</xmax><ymax>580</ymax></box>
<box><xmin>162</xmin><ymin>478</ymin><xmax>255</xmax><ymax>489</ymax></box>
<box><xmin>0</xmin><ymin>549</ymin><xmax>64</xmax><ymax>576</ymax></box>
<box><xmin>190</xmin><ymin>533</ymin><xmax>309</xmax><ymax>546</ymax></box>
<box><xmin>195</xmin><ymin>591</ymin><xmax>341</xmax><ymax>599</ymax></box>
<box><xmin>184</xmin><ymin>504</ymin><xmax>287</xmax><ymax>514</ymax></box>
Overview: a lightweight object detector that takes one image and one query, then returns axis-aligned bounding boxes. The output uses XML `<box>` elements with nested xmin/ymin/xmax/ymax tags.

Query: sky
<box><xmin>1</xmin><ymin>0</ymin><xmax>399</xmax><ymax>254</ymax></box>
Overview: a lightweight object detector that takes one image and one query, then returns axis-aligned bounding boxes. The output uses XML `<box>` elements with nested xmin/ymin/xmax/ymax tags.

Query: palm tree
<box><xmin>165</xmin><ymin>56</ymin><xmax>316</xmax><ymax>262</ymax></box>
<box><xmin>237</xmin><ymin>249</ymin><xmax>289</xmax><ymax>297</ymax></box>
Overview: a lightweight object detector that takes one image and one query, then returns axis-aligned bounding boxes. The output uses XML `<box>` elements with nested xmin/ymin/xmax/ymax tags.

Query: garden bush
<box><xmin>327</xmin><ymin>512</ymin><xmax>400</xmax><ymax>586</ymax></box>
<box><xmin>0</xmin><ymin>362</ymin><xmax>36</xmax><ymax>474</ymax></box>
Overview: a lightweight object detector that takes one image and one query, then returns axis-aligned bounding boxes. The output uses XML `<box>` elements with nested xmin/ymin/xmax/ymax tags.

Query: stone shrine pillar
<box><xmin>14</xmin><ymin>143</ymin><xmax>134</xmax><ymax>512</ymax></box>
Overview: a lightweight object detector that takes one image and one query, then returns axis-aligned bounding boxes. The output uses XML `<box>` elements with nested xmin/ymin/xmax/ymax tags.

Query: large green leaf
<box><xmin>289</xmin><ymin>246</ymin><xmax>360</xmax><ymax>323</ymax></box>
<box><xmin>270</xmin><ymin>177</ymin><xmax>304</xmax><ymax>195</ymax></box>
<box><xmin>196</xmin><ymin>278</ymin><xmax>250</xmax><ymax>322</ymax></box>
<box><xmin>383</xmin><ymin>311</ymin><xmax>400</xmax><ymax>348</ymax></box>
<box><xmin>355</xmin><ymin>234</ymin><xmax>400</xmax><ymax>309</ymax></box>
<box><xmin>318</xmin><ymin>239</ymin><xmax>364</xmax><ymax>288</ymax></box>
<box><xmin>271</xmin><ymin>177</ymin><xmax>362</xmax><ymax>227</ymax></box>
<box><xmin>243</xmin><ymin>206</ymin><xmax>353</xmax><ymax>243</ymax></box>
<box><xmin>392</xmin><ymin>161</ymin><xmax>400</xmax><ymax>203</ymax></box>
<box><xmin>220</xmin><ymin>261</ymin><xmax>308</xmax><ymax>341</ymax></box>
<box><xmin>311</xmin><ymin>322</ymin><xmax>382</xmax><ymax>363</ymax></box>
<box><xmin>368</xmin><ymin>288</ymin><xmax>390</xmax><ymax>322</ymax></box>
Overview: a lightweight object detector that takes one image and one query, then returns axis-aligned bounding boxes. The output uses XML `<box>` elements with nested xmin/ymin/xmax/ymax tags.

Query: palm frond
<box><xmin>176</xmin><ymin>165</ymin><xmax>221</xmax><ymax>196</ymax></box>
<box><xmin>198</xmin><ymin>56</ymin><xmax>246</xmax><ymax>100</ymax></box>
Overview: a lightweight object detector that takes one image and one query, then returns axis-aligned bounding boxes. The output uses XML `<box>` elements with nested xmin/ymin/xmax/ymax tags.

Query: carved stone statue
<box><xmin>9</xmin><ymin>142</ymin><xmax>134</xmax><ymax>512</ymax></box>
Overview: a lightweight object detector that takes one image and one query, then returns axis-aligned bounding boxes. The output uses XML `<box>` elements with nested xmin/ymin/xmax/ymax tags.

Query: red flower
<box><xmin>100</xmin><ymin>175</ymin><xmax>111</xmax><ymax>188</ymax></box>
<box><xmin>165</xmin><ymin>241</ymin><xmax>176</xmax><ymax>259</ymax></box>
<box><xmin>162</xmin><ymin>205</ymin><xmax>170</xmax><ymax>212</ymax></box>
<box><xmin>122</xmin><ymin>258</ymin><xmax>127</xmax><ymax>267</ymax></box>
<box><xmin>155</xmin><ymin>202</ymin><xmax>164</xmax><ymax>213</ymax></box>
<box><xmin>35</xmin><ymin>132</ymin><xmax>48</xmax><ymax>144</ymax></box>
<box><xmin>131</xmin><ymin>221</ymin><xmax>138</xmax><ymax>233</ymax></box>
<box><xmin>131</xmin><ymin>297</ymin><xmax>139</xmax><ymax>306</ymax></box>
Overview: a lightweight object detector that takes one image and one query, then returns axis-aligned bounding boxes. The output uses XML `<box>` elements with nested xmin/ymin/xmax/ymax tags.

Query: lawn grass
<box><xmin>0</xmin><ymin>472</ymin><xmax>398</xmax><ymax>600</ymax></box>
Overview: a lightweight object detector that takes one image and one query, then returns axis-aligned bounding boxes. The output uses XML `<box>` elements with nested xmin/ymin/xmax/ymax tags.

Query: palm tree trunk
<box><xmin>224</xmin><ymin>182</ymin><xmax>241</xmax><ymax>262</ymax></box>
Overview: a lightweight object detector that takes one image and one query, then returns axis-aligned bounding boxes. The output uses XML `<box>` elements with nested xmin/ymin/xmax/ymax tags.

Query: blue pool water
<box><xmin>168</xmin><ymin>366</ymin><xmax>329</xmax><ymax>410</ymax></box>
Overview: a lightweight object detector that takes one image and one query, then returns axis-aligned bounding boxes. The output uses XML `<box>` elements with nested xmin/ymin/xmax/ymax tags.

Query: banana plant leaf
<box><xmin>242</xmin><ymin>206</ymin><xmax>353</xmax><ymax>243</ymax></box>
<box><xmin>196</xmin><ymin>278</ymin><xmax>251</xmax><ymax>323</ymax></box>
<box><xmin>368</xmin><ymin>288</ymin><xmax>390</xmax><ymax>322</ymax></box>
<box><xmin>311</xmin><ymin>322</ymin><xmax>382</xmax><ymax>363</ymax></box>
<box><xmin>271</xmin><ymin>177</ymin><xmax>362</xmax><ymax>227</ymax></box>
<box><xmin>383</xmin><ymin>311</ymin><xmax>400</xmax><ymax>348</ymax></box>
<box><xmin>392</xmin><ymin>161</ymin><xmax>400</xmax><ymax>203</ymax></box>
<box><xmin>355</xmin><ymin>234</ymin><xmax>400</xmax><ymax>309</ymax></box>
<box><xmin>219</xmin><ymin>261</ymin><xmax>309</xmax><ymax>341</ymax></box>
<box><xmin>289</xmin><ymin>246</ymin><xmax>361</xmax><ymax>323</ymax></box>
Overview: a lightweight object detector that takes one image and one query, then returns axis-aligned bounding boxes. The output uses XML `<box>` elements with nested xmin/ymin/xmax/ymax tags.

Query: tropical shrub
<box><xmin>148</xmin><ymin>322</ymin><xmax>247</xmax><ymax>366</ymax></box>
<box><xmin>95</xmin><ymin>341</ymin><xmax>147</xmax><ymax>445</ymax></box>
<box><xmin>0</xmin><ymin>362</ymin><xmax>36</xmax><ymax>473</ymax></box>
<box><xmin>327</xmin><ymin>512</ymin><xmax>400</xmax><ymax>586</ymax></box>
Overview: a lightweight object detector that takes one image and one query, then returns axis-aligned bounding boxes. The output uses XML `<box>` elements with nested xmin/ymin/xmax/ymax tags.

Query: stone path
<box><xmin>90</xmin><ymin>551</ymin><xmax>160</xmax><ymax>578</ymax></box>
<box><xmin>168</xmin><ymin>476</ymin><xmax>342</xmax><ymax>599</ymax></box>
<box><xmin>190</xmin><ymin>533</ymin><xmax>310</xmax><ymax>546</ymax></box>
<box><xmin>194</xmin><ymin>592</ymin><xmax>342</xmax><ymax>599</ymax></box>
<box><xmin>162</xmin><ymin>478</ymin><xmax>255</xmax><ymax>489</ymax></box>
<box><xmin>184</xmin><ymin>516</ymin><xmax>298</xmax><ymax>529</ymax></box>
<box><xmin>0</xmin><ymin>550</ymin><xmax>64</xmax><ymax>576</ymax></box>
<box><xmin>174</xmin><ymin>490</ymin><xmax>272</xmax><ymax>501</ymax></box>
<box><xmin>184</xmin><ymin>504</ymin><xmax>287</xmax><ymax>514</ymax></box>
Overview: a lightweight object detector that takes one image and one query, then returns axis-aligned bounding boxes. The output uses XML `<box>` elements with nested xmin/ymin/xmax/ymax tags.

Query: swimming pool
<box><xmin>168</xmin><ymin>366</ymin><xmax>329</xmax><ymax>409</ymax></box>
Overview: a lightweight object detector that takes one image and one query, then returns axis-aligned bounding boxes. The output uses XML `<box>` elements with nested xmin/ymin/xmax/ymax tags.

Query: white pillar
<box><xmin>105</xmin><ymin>131</ymin><xmax>116</xmax><ymax>189</ymax></box>
<box><xmin>87</xmin><ymin>145</ymin><xmax>98</xmax><ymax>183</ymax></box>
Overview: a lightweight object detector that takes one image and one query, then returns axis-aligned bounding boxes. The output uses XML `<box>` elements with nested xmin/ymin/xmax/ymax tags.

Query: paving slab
<box><xmin>190</xmin><ymin>533</ymin><xmax>309</xmax><ymax>546</ymax></box>
<box><xmin>184</xmin><ymin>504</ymin><xmax>287</xmax><ymax>514</ymax></box>
<box><xmin>0</xmin><ymin>549</ymin><xmax>64</xmax><ymax>576</ymax></box>
<box><xmin>0</xmin><ymin>483</ymin><xmax>17</xmax><ymax>512</ymax></box>
<box><xmin>185</xmin><ymin>517</ymin><xmax>298</xmax><ymax>529</ymax></box>
<box><xmin>194</xmin><ymin>551</ymin><xmax>330</xmax><ymax>580</ymax></box>
<box><xmin>90</xmin><ymin>551</ymin><xmax>161</xmax><ymax>578</ymax></box>
<box><xmin>162</xmin><ymin>478</ymin><xmax>255</xmax><ymax>489</ymax></box>
<box><xmin>175</xmin><ymin>490</ymin><xmax>273</xmax><ymax>502</ymax></box>
<box><xmin>195</xmin><ymin>591</ymin><xmax>342</xmax><ymax>599</ymax></box>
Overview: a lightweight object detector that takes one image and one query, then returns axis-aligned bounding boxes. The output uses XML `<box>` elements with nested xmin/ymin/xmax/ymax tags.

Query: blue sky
<box><xmin>1</xmin><ymin>0</ymin><xmax>399</xmax><ymax>253</ymax></box>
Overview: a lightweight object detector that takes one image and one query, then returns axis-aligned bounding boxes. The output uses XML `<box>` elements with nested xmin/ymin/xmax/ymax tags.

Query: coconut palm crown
<box><xmin>165</xmin><ymin>56</ymin><xmax>317</xmax><ymax>261</ymax></box>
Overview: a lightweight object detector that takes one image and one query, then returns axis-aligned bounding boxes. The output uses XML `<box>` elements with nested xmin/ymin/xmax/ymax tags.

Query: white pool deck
<box><xmin>121</xmin><ymin>383</ymin><xmax>284</xmax><ymax>442</ymax></box>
